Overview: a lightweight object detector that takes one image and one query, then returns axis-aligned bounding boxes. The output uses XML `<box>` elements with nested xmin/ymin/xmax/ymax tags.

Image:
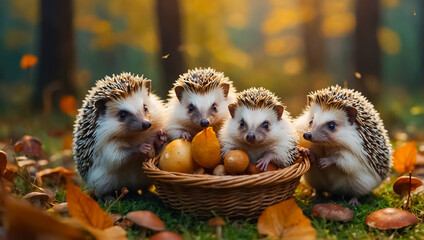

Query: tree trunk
<box><xmin>302</xmin><ymin>0</ymin><xmax>324</xmax><ymax>72</ymax></box>
<box><xmin>156</xmin><ymin>0</ymin><xmax>185</xmax><ymax>98</ymax></box>
<box><xmin>35</xmin><ymin>0</ymin><xmax>75</xmax><ymax>112</ymax></box>
<box><xmin>354</xmin><ymin>0</ymin><xmax>380</xmax><ymax>100</ymax></box>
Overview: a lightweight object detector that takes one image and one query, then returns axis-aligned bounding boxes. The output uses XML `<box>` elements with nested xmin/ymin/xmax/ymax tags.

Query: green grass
<box><xmin>96</xmin><ymin>180</ymin><xmax>424</xmax><ymax>240</ymax></box>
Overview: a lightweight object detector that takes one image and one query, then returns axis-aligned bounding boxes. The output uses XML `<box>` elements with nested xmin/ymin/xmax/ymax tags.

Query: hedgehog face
<box><xmin>96</xmin><ymin>89</ymin><xmax>154</xmax><ymax>138</ymax></box>
<box><xmin>228</xmin><ymin>105</ymin><xmax>282</xmax><ymax>147</ymax></box>
<box><xmin>303</xmin><ymin>103</ymin><xmax>358</xmax><ymax>147</ymax></box>
<box><xmin>177</xmin><ymin>87</ymin><xmax>231</xmax><ymax>129</ymax></box>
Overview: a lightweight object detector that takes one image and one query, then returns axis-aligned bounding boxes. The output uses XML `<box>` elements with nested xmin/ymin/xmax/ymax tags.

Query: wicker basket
<box><xmin>142</xmin><ymin>156</ymin><xmax>310</xmax><ymax>218</ymax></box>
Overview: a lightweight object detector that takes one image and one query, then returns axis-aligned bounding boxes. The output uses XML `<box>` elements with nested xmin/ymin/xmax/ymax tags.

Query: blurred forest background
<box><xmin>0</xmin><ymin>0</ymin><xmax>423</xmax><ymax>153</ymax></box>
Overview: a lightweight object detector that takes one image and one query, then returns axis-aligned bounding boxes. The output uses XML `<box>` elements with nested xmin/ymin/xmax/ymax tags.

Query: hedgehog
<box><xmin>219</xmin><ymin>87</ymin><xmax>299</xmax><ymax>170</ymax></box>
<box><xmin>294</xmin><ymin>85</ymin><xmax>392</xmax><ymax>205</ymax></box>
<box><xmin>73</xmin><ymin>72</ymin><xmax>167</xmax><ymax>197</ymax></box>
<box><xmin>165</xmin><ymin>67</ymin><xmax>236</xmax><ymax>141</ymax></box>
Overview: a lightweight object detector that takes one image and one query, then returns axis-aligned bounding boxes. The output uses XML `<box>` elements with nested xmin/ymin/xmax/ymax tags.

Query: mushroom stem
<box><xmin>406</xmin><ymin>171</ymin><xmax>412</xmax><ymax>209</ymax></box>
<box><xmin>216</xmin><ymin>226</ymin><xmax>222</xmax><ymax>240</ymax></box>
<box><xmin>140</xmin><ymin>227</ymin><xmax>147</xmax><ymax>240</ymax></box>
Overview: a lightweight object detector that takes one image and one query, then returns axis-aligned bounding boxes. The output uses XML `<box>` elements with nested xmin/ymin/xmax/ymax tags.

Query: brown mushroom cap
<box><xmin>0</xmin><ymin>150</ymin><xmax>7</xmax><ymax>175</ymax></box>
<box><xmin>52</xmin><ymin>202</ymin><xmax>69</xmax><ymax>213</ymax></box>
<box><xmin>125</xmin><ymin>211</ymin><xmax>165</xmax><ymax>231</ymax></box>
<box><xmin>149</xmin><ymin>231</ymin><xmax>183</xmax><ymax>240</ymax></box>
<box><xmin>393</xmin><ymin>176</ymin><xmax>423</xmax><ymax>195</ymax></box>
<box><xmin>312</xmin><ymin>203</ymin><xmax>354</xmax><ymax>222</ymax></box>
<box><xmin>208</xmin><ymin>217</ymin><xmax>225</xmax><ymax>226</ymax></box>
<box><xmin>23</xmin><ymin>192</ymin><xmax>49</xmax><ymax>203</ymax></box>
<box><xmin>365</xmin><ymin>208</ymin><xmax>419</xmax><ymax>230</ymax></box>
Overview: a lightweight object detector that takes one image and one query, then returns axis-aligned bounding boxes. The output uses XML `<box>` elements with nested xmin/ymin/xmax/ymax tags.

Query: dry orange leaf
<box><xmin>60</xmin><ymin>95</ymin><xmax>78</xmax><ymax>116</ymax></box>
<box><xmin>36</xmin><ymin>166</ymin><xmax>74</xmax><ymax>185</ymax></box>
<box><xmin>258</xmin><ymin>199</ymin><xmax>316</xmax><ymax>240</ymax></box>
<box><xmin>162</xmin><ymin>54</ymin><xmax>170</xmax><ymax>59</ymax></box>
<box><xmin>4</xmin><ymin>196</ymin><xmax>84</xmax><ymax>240</ymax></box>
<box><xmin>0</xmin><ymin>150</ymin><xmax>6</xmax><ymax>175</ymax></box>
<box><xmin>393</xmin><ymin>141</ymin><xmax>417</xmax><ymax>173</ymax></box>
<box><xmin>14</xmin><ymin>135</ymin><xmax>42</xmax><ymax>157</ymax></box>
<box><xmin>63</xmin><ymin>218</ymin><xmax>127</xmax><ymax>240</ymax></box>
<box><xmin>66</xmin><ymin>182</ymin><xmax>114</xmax><ymax>230</ymax></box>
<box><xmin>20</xmin><ymin>54</ymin><xmax>38</xmax><ymax>69</ymax></box>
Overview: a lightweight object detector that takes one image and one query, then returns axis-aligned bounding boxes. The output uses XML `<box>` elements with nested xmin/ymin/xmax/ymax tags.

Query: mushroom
<box><xmin>0</xmin><ymin>150</ymin><xmax>6</xmax><ymax>175</ymax></box>
<box><xmin>311</xmin><ymin>203</ymin><xmax>354</xmax><ymax>222</ymax></box>
<box><xmin>208</xmin><ymin>217</ymin><xmax>225</xmax><ymax>240</ymax></box>
<box><xmin>52</xmin><ymin>202</ymin><xmax>69</xmax><ymax>213</ymax></box>
<box><xmin>365</xmin><ymin>208</ymin><xmax>418</xmax><ymax>230</ymax></box>
<box><xmin>393</xmin><ymin>175</ymin><xmax>423</xmax><ymax>209</ymax></box>
<box><xmin>23</xmin><ymin>192</ymin><xmax>49</xmax><ymax>208</ymax></box>
<box><xmin>149</xmin><ymin>231</ymin><xmax>183</xmax><ymax>240</ymax></box>
<box><xmin>125</xmin><ymin>210</ymin><xmax>165</xmax><ymax>240</ymax></box>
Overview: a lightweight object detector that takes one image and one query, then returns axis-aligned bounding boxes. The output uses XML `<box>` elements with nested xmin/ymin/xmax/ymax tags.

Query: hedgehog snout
<box><xmin>303</xmin><ymin>132</ymin><xmax>312</xmax><ymax>141</ymax></box>
<box><xmin>142</xmin><ymin>121</ymin><xmax>152</xmax><ymax>130</ymax></box>
<box><xmin>200</xmin><ymin>119</ymin><xmax>210</xmax><ymax>128</ymax></box>
<box><xmin>246</xmin><ymin>132</ymin><xmax>256</xmax><ymax>143</ymax></box>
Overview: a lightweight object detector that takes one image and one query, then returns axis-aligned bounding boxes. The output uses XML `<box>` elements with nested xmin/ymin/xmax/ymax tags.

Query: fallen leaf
<box><xmin>4</xmin><ymin>196</ymin><xmax>84</xmax><ymax>239</ymax></box>
<box><xmin>64</xmin><ymin>218</ymin><xmax>127</xmax><ymax>240</ymax></box>
<box><xmin>20</xmin><ymin>54</ymin><xmax>38</xmax><ymax>69</ymax></box>
<box><xmin>66</xmin><ymin>182</ymin><xmax>114</xmax><ymax>230</ymax></box>
<box><xmin>0</xmin><ymin>150</ymin><xmax>6</xmax><ymax>175</ymax></box>
<box><xmin>15</xmin><ymin>135</ymin><xmax>43</xmax><ymax>157</ymax></box>
<box><xmin>36</xmin><ymin>166</ymin><xmax>74</xmax><ymax>185</ymax></box>
<box><xmin>393</xmin><ymin>141</ymin><xmax>417</xmax><ymax>173</ymax></box>
<box><xmin>162</xmin><ymin>54</ymin><xmax>170</xmax><ymax>59</ymax></box>
<box><xmin>257</xmin><ymin>199</ymin><xmax>316</xmax><ymax>240</ymax></box>
<box><xmin>60</xmin><ymin>95</ymin><xmax>78</xmax><ymax>116</ymax></box>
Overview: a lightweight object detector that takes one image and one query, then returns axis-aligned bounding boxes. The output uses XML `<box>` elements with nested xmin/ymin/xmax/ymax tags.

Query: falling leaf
<box><xmin>36</xmin><ymin>166</ymin><xmax>74</xmax><ymax>186</ymax></box>
<box><xmin>393</xmin><ymin>141</ymin><xmax>417</xmax><ymax>173</ymax></box>
<box><xmin>0</xmin><ymin>150</ymin><xmax>6</xmax><ymax>175</ymax></box>
<box><xmin>14</xmin><ymin>135</ymin><xmax>42</xmax><ymax>157</ymax></box>
<box><xmin>20</xmin><ymin>54</ymin><xmax>38</xmax><ymax>69</ymax></box>
<box><xmin>162</xmin><ymin>54</ymin><xmax>170</xmax><ymax>59</ymax></box>
<box><xmin>3</xmin><ymin>196</ymin><xmax>85</xmax><ymax>239</ymax></box>
<box><xmin>354</xmin><ymin>72</ymin><xmax>362</xmax><ymax>79</ymax></box>
<box><xmin>66</xmin><ymin>182</ymin><xmax>114</xmax><ymax>230</ymax></box>
<box><xmin>257</xmin><ymin>199</ymin><xmax>316</xmax><ymax>240</ymax></box>
<box><xmin>60</xmin><ymin>95</ymin><xmax>78</xmax><ymax>116</ymax></box>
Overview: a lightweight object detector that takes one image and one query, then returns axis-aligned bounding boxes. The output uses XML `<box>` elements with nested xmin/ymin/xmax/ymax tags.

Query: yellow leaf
<box><xmin>162</xmin><ymin>54</ymin><xmax>170</xmax><ymax>59</ymax></box>
<box><xmin>377</xmin><ymin>27</ymin><xmax>401</xmax><ymax>54</ymax></box>
<box><xmin>393</xmin><ymin>141</ymin><xmax>417</xmax><ymax>173</ymax></box>
<box><xmin>66</xmin><ymin>182</ymin><xmax>114</xmax><ymax>230</ymax></box>
<box><xmin>258</xmin><ymin>199</ymin><xmax>316</xmax><ymax>240</ymax></box>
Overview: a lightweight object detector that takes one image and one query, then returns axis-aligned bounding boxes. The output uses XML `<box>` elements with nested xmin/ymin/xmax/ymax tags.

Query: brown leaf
<box><xmin>36</xmin><ymin>166</ymin><xmax>74</xmax><ymax>185</ymax></box>
<box><xmin>257</xmin><ymin>199</ymin><xmax>316</xmax><ymax>240</ymax></box>
<box><xmin>15</xmin><ymin>135</ymin><xmax>43</xmax><ymax>157</ymax></box>
<box><xmin>4</xmin><ymin>196</ymin><xmax>84</xmax><ymax>239</ymax></box>
<box><xmin>66</xmin><ymin>182</ymin><xmax>114</xmax><ymax>230</ymax></box>
<box><xmin>0</xmin><ymin>150</ymin><xmax>6</xmax><ymax>175</ymax></box>
<box><xmin>20</xmin><ymin>54</ymin><xmax>38</xmax><ymax>69</ymax></box>
<box><xmin>393</xmin><ymin>141</ymin><xmax>417</xmax><ymax>173</ymax></box>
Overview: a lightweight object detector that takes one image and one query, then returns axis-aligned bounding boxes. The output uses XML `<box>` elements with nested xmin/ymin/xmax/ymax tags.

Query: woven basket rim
<box><xmin>142</xmin><ymin>155</ymin><xmax>310</xmax><ymax>189</ymax></box>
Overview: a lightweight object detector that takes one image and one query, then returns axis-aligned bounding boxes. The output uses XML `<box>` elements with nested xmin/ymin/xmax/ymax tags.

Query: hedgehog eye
<box><xmin>328</xmin><ymin>121</ymin><xmax>336</xmax><ymax>130</ymax></box>
<box><xmin>262</xmin><ymin>121</ymin><xmax>269</xmax><ymax>129</ymax></box>
<box><xmin>118</xmin><ymin>110</ymin><xmax>129</xmax><ymax>120</ymax></box>
<box><xmin>211</xmin><ymin>103</ymin><xmax>217</xmax><ymax>111</ymax></box>
<box><xmin>188</xmin><ymin>103</ymin><xmax>195</xmax><ymax>113</ymax></box>
<box><xmin>240</xmin><ymin>119</ymin><xmax>245</xmax><ymax>127</ymax></box>
<box><xmin>143</xmin><ymin>104</ymin><xmax>148</xmax><ymax>112</ymax></box>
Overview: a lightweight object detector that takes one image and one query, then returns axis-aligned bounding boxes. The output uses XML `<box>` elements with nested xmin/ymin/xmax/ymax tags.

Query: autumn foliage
<box><xmin>393</xmin><ymin>141</ymin><xmax>417</xmax><ymax>173</ymax></box>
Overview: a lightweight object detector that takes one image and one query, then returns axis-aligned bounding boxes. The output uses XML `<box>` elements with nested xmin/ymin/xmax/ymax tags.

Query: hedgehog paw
<box><xmin>140</xmin><ymin>143</ymin><xmax>154</xmax><ymax>156</ymax></box>
<box><xmin>154</xmin><ymin>130</ymin><xmax>168</xmax><ymax>149</ymax></box>
<box><xmin>318</xmin><ymin>157</ymin><xmax>332</xmax><ymax>168</ymax></box>
<box><xmin>348</xmin><ymin>196</ymin><xmax>360</xmax><ymax>206</ymax></box>
<box><xmin>299</xmin><ymin>147</ymin><xmax>314</xmax><ymax>162</ymax></box>
<box><xmin>180</xmin><ymin>131</ymin><xmax>191</xmax><ymax>140</ymax></box>
<box><xmin>256</xmin><ymin>156</ymin><xmax>272</xmax><ymax>171</ymax></box>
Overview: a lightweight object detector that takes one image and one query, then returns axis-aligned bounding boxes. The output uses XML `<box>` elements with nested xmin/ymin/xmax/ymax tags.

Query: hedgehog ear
<box><xmin>144</xmin><ymin>80</ymin><xmax>151</xmax><ymax>95</ymax></box>
<box><xmin>221</xmin><ymin>83</ymin><xmax>230</xmax><ymax>97</ymax></box>
<box><xmin>274</xmin><ymin>104</ymin><xmax>284</xmax><ymax>121</ymax></box>
<box><xmin>95</xmin><ymin>98</ymin><xmax>108</xmax><ymax>116</ymax></box>
<box><xmin>228</xmin><ymin>104</ymin><xmax>237</xmax><ymax>118</ymax></box>
<box><xmin>345</xmin><ymin>106</ymin><xmax>357</xmax><ymax>125</ymax></box>
<box><xmin>175</xmin><ymin>86</ymin><xmax>184</xmax><ymax>102</ymax></box>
